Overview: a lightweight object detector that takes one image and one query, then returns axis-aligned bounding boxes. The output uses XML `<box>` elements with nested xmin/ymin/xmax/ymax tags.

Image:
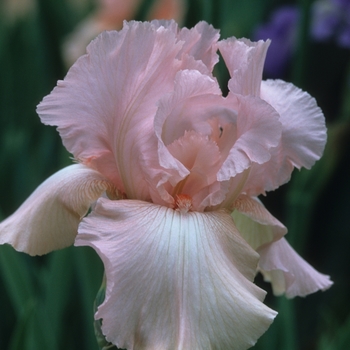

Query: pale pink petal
<box><xmin>0</xmin><ymin>165</ymin><xmax>118</xmax><ymax>256</ymax></box>
<box><xmin>261</xmin><ymin>79</ymin><xmax>327</xmax><ymax>169</ymax></box>
<box><xmin>155</xmin><ymin>69</ymin><xmax>222</xmax><ymax>147</ymax></box>
<box><xmin>167</xmin><ymin>130</ymin><xmax>223</xmax><ymax>210</ymax></box>
<box><xmin>153</xmin><ymin>69</ymin><xmax>282</xmax><ymax>208</ymax></box>
<box><xmin>218</xmin><ymin>38</ymin><xmax>270</xmax><ymax>96</ymax></box>
<box><xmin>217</xmin><ymin>93</ymin><xmax>282</xmax><ymax>181</ymax></box>
<box><xmin>151</xmin><ymin>69</ymin><xmax>223</xmax><ymax>203</ymax></box>
<box><xmin>76</xmin><ymin>199</ymin><xmax>277</xmax><ymax>349</ymax></box>
<box><xmin>149</xmin><ymin>19</ymin><xmax>178</xmax><ymax>32</ymax></box>
<box><xmin>231</xmin><ymin>195</ymin><xmax>287</xmax><ymax>250</ymax></box>
<box><xmin>258</xmin><ymin>237</ymin><xmax>333</xmax><ymax>298</ymax></box>
<box><xmin>243</xmin><ymin>79</ymin><xmax>327</xmax><ymax>195</ymax></box>
<box><xmin>37</xmin><ymin>22</ymin><xmax>186</xmax><ymax>200</ymax></box>
<box><xmin>178</xmin><ymin>21</ymin><xmax>220</xmax><ymax>72</ymax></box>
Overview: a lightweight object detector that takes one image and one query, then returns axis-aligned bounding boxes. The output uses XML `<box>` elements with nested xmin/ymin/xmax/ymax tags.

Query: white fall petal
<box><xmin>0</xmin><ymin>164</ymin><xmax>118</xmax><ymax>256</ymax></box>
<box><xmin>76</xmin><ymin>199</ymin><xmax>277</xmax><ymax>350</ymax></box>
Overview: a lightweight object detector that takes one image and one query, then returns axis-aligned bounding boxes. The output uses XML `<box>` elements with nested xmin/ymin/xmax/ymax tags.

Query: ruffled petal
<box><xmin>167</xmin><ymin>130</ymin><xmax>223</xmax><ymax>210</ymax></box>
<box><xmin>258</xmin><ymin>237</ymin><xmax>333</xmax><ymax>298</ymax></box>
<box><xmin>151</xmin><ymin>69</ymin><xmax>223</xmax><ymax>204</ymax></box>
<box><xmin>76</xmin><ymin>199</ymin><xmax>277</xmax><ymax>350</ymax></box>
<box><xmin>218</xmin><ymin>37</ymin><xmax>270</xmax><ymax>96</ymax></box>
<box><xmin>0</xmin><ymin>164</ymin><xmax>118</xmax><ymax>256</ymax></box>
<box><xmin>154</xmin><ymin>69</ymin><xmax>222</xmax><ymax>148</ymax></box>
<box><xmin>177</xmin><ymin>21</ymin><xmax>220</xmax><ymax>71</ymax></box>
<box><xmin>261</xmin><ymin>79</ymin><xmax>327</xmax><ymax>169</ymax></box>
<box><xmin>37</xmin><ymin>21</ymin><xmax>185</xmax><ymax>200</ymax></box>
<box><xmin>243</xmin><ymin>79</ymin><xmax>327</xmax><ymax>195</ymax></box>
<box><xmin>231</xmin><ymin>195</ymin><xmax>287</xmax><ymax>250</ymax></box>
<box><xmin>217</xmin><ymin>93</ymin><xmax>282</xmax><ymax>181</ymax></box>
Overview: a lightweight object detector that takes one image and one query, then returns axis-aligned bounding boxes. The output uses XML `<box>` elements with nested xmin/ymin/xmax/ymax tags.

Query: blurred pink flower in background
<box><xmin>0</xmin><ymin>0</ymin><xmax>36</xmax><ymax>23</ymax></box>
<box><xmin>62</xmin><ymin>0</ymin><xmax>186</xmax><ymax>66</ymax></box>
<box><xmin>0</xmin><ymin>20</ymin><xmax>332</xmax><ymax>349</ymax></box>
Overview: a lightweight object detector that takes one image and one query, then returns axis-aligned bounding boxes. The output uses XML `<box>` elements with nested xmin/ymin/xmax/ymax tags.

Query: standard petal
<box><xmin>218</xmin><ymin>37</ymin><xmax>270</xmax><ymax>96</ymax></box>
<box><xmin>231</xmin><ymin>195</ymin><xmax>287</xmax><ymax>250</ymax></box>
<box><xmin>37</xmin><ymin>21</ymin><xmax>185</xmax><ymax>200</ymax></box>
<box><xmin>76</xmin><ymin>199</ymin><xmax>277</xmax><ymax>350</ymax></box>
<box><xmin>0</xmin><ymin>164</ymin><xmax>118</xmax><ymax>256</ymax></box>
<box><xmin>261</xmin><ymin>79</ymin><xmax>327</xmax><ymax>170</ymax></box>
<box><xmin>151</xmin><ymin>69</ymin><xmax>223</xmax><ymax>204</ymax></box>
<box><xmin>244</xmin><ymin>79</ymin><xmax>327</xmax><ymax>195</ymax></box>
<box><xmin>177</xmin><ymin>21</ymin><xmax>220</xmax><ymax>71</ymax></box>
<box><xmin>258</xmin><ymin>237</ymin><xmax>333</xmax><ymax>298</ymax></box>
<box><xmin>217</xmin><ymin>93</ymin><xmax>282</xmax><ymax>181</ymax></box>
<box><xmin>167</xmin><ymin>130</ymin><xmax>223</xmax><ymax>210</ymax></box>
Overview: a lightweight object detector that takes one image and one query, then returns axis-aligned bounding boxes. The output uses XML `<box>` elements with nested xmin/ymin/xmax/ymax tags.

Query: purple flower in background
<box><xmin>253</xmin><ymin>6</ymin><xmax>300</xmax><ymax>78</ymax></box>
<box><xmin>311</xmin><ymin>0</ymin><xmax>350</xmax><ymax>47</ymax></box>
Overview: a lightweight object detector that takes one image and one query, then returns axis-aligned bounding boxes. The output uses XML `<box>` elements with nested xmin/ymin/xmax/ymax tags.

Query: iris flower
<box><xmin>0</xmin><ymin>21</ymin><xmax>332</xmax><ymax>349</ymax></box>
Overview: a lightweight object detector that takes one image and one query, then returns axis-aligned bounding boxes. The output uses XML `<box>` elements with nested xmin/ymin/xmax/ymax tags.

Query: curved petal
<box><xmin>37</xmin><ymin>22</ymin><xmax>185</xmax><ymax>200</ymax></box>
<box><xmin>76</xmin><ymin>199</ymin><xmax>277</xmax><ymax>350</ymax></box>
<box><xmin>231</xmin><ymin>195</ymin><xmax>287</xmax><ymax>250</ymax></box>
<box><xmin>258</xmin><ymin>237</ymin><xmax>333</xmax><ymax>298</ymax></box>
<box><xmin>244</xmin><ymin>79</ymin><xmax>327</xmax><ymax>195</ymax></box>
<box><xmin>167</xmin><ymin>130</ymin><xmax>223</xmax><ymax>210</ymax></box>
<box><xmin>0</xmin><ymin>164</ymin><xmax>118</xmax><ymax>256</ymax></box>
<box><xmin>177</xmin><ymin>21</ymin><xmax>220</xmax><ymax>71</ymax></box>
<box><xmin>151</xmin><ymin>69</ymin><xmax>223</xmax><ymax>204</ymax></box>
<box><xmin>218</xmin><ymin>37</ymin><xmax>270</xmax><ymax>96</ymax></box>
<box><xmin>217</xmin><ymin>93</ymin><xmax>282</xmax><ymax>181</ymax></box>
<box><xmin>261</xmin><ymin>79</ymin><xmax>327</xmax><ymax>169</ymax></box>
<box><xmin>154</xmin><ymin>69</ymin><xmax>222</xmax><ymax>149</ymax></box>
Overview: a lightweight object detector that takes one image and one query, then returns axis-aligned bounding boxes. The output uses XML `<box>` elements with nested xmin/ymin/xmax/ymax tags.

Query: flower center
<box><xmin>174</xmin><ymin>194</ymin><xmax>193</xmax><ymax>213</ymax></box>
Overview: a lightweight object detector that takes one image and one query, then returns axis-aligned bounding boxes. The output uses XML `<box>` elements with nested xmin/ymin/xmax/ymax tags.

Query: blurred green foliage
<box><xmin>0</xmin><ymin>0</ymin><xmax>349</xmax><ymax>349</ymax></box>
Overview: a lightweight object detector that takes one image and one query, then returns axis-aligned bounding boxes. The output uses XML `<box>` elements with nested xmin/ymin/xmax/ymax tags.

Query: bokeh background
<box><xmin>0</xmin><ymin>0</ymin><xmax>349</xmax><ymax>349</ymax></box>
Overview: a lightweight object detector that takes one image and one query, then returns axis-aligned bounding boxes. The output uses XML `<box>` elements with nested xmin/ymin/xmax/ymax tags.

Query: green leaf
<box><xmin>0</xmin><ymin>245</ymin><xmax>35</xmax><ymax>317</ymax></box>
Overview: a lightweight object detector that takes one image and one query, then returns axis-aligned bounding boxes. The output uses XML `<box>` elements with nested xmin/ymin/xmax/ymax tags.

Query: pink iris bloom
<box><xmin>0</xmin><ymin>21</ymin><xmax>332</xmax><ymax>349</ymax></box>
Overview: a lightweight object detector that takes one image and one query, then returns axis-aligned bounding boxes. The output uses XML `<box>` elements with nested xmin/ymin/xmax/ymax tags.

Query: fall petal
<box><xmin>258</xmin><ymin>237</ymin><xmax>333</xmax><ymax>298</ymax></box>
<box><xmin>244</xmin><ymin>79</ymin><xmax>327</xmax><ymax>195</ymax></box>
<box><xmin>0</xmin><ymin>165</ymin><xmax>117</xmax><ymax>256</ymax></box>
<box><xmin>218</xmin><ymin>37</ymin><xmax>270</xmax><ymax>96</ymax></box>
<box><xmin>76</xmin><ymin>199</ymin><xmax>277</xmax><ymax>350</ymax></box>
<box><xmin>231</xmin><ymin>195</ymin><xmax>287</xmax><ymax>250</ymax></box>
